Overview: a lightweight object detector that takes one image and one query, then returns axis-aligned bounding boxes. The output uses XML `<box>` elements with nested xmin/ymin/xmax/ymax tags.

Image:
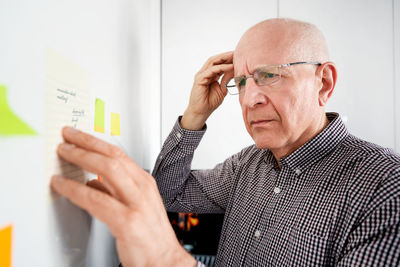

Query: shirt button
<box><xmin>254</xmin><ymin>230</ymin><xmax>261</xmax><ymax>238</ymax></box>
<box><xmin>295</xmin><ymin>168</ymin><xmax>302</xmax><ymax>175</ymax></box>
<box><xmin>159</xmin><ymin>155</ymin><xmax>163</xmax><ymax>159</ymax></box>
<box><xmin>274</xmin><ymin>187</ymin><xmax>281</xmax><ymax>194</ymax></box>
<box><xmin>176</xmin><ymin>132</ymin><xmax>182</xmax><ymax>139</ymax></box>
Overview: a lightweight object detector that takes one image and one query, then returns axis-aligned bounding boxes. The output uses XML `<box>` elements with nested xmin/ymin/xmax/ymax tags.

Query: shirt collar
<box><xmin>264</xmin><ymin>112</ymin><xmax>348</xmax><ymax>173</ymax></box>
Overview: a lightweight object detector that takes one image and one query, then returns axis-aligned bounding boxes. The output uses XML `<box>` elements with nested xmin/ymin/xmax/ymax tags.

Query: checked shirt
<box><xmin>153</xmin><ymin>113</ymin><xmax>400</xmax><ymax>266</ymax></box>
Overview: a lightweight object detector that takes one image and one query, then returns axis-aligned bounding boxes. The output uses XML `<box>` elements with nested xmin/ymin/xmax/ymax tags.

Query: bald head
<box><xmin>234</xmin><ymin>18</ymin><xmax>329</xmax><ymax>72</ymax></box>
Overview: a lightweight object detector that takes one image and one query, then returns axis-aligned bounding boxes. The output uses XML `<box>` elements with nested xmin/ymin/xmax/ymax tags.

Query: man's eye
<box><xmin>239</xmin><ymin>79</ymin><xmax>246</xmax><ymax>86</ymax></box>
<box><xmin>259</xmin><ymin>72</ymin><xmax>277</xmax><ymax>79</ymax></box>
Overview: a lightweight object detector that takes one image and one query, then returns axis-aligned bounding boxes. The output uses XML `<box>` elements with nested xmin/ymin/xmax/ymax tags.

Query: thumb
<box><xmin>221</xmin><ymin>69</ymin><xmax>234</xmax><ymax>91</ymax></box>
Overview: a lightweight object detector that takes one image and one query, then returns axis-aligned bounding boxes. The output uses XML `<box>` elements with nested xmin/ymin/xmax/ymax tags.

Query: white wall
<box><xmin>161</xmin><ymin>0</ymin><xmax>400</xmax><ymax>169</ymax></box>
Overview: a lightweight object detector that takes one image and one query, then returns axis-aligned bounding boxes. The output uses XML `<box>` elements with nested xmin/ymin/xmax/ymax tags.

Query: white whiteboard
<box><xmin>0</xmin><ymin>0</ymin><xmax>160</xmax><ymax>266</ymax></box>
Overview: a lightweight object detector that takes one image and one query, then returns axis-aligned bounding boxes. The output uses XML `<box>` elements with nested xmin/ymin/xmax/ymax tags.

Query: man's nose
<box><xmin>241</xmin><ymin>78</ymin><xmax>268</xmax><ymax>108</ymax></box>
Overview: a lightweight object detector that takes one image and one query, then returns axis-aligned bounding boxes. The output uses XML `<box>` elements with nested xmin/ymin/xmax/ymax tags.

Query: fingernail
<box><xmin>60</xmin><ymin>143</ymin><xmax>75</xmax><ymax>150</ymax></box>
<box><xmin>65</xmin><ymin>126</ymin><xmax>78</xmax><ymax>134</ymax></box>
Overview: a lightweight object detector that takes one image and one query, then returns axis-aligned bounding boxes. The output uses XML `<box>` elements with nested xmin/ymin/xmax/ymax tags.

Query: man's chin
<box><xmin>251</xmin><ymin>132</ymin><xmax>286</xmax><ymax>149</ymax></box>
<box><xmin>253</xmin><ymin>139</ymin><xmax>277</xmax><ymax>150</ymax></box>
<box><xmin>254</xmin><ymin>143</ymin><xmax>271</xmax><ymax>149</ymax></box>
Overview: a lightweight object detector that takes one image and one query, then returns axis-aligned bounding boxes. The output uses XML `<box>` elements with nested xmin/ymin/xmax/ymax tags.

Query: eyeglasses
<box><xmin>225</xmin><ymin>61</ymin><xmax>321</xmax><ymax>95</ymax></box>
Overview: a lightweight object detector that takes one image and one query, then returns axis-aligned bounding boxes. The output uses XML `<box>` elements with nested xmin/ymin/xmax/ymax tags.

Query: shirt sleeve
<box><xmin>152</xmin><ymin>117</ymin><xmax>241</xmax><ymax>213</ymax></box>
<box><xmin>336</xmin><ymin>167</ymin><xmax>400</xmax><ymax>266</ymax></box>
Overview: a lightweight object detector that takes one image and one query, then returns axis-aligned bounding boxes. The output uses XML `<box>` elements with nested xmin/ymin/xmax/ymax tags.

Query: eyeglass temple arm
<box><xmin>284</xmin><ymin>61</ymin><xmax>322</xmax><ymax>67</ymax></box>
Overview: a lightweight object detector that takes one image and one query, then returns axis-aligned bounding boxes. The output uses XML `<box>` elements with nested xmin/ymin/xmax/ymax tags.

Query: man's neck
<box><xmin>273</xmin><ymin>113</ymin><xmax>329</xmax><ymax>168</ymax></box>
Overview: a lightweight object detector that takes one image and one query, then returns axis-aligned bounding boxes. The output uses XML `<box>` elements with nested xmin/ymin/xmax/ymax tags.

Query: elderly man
<box><xmin>51</xmin><ymin>18</ymin><xmax>400</xmax><ymax>266</ymax></box>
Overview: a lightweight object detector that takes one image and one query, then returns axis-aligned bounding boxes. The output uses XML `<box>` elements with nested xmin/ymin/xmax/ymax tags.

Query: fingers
<box><xmin>221</xmin><ymin>69</ymin><xmax>235</xmax><ymax>89</ymax></box>
<box><xmin>87</xmin><ymin>179</ymin><xmax>111</xmax><ymax>195</ymax></box>
<box><xmin>57</xmin><ymin>143</ymin><xmax>137</xmax><ymax>204</ymax></box>
<box><xmin>62</xmin><ymin>127</ymin><xmax>128</xmax><ymax>160</ymax></box>
<box><xmin>196</xmin><ymin>64</ymin><xmax>234</xmax><ymax>86</ymax></box>
<box><xmin>62</xmin><ymin>126</ymin><xmax>144</xmax><ymax>176</ymax></box>
<box><xmin>51</xmin><ymin>175</ymin><xmax>128</xmax><ymax>236</ymax></box>
<box><xmin>199</xmin><ymin>51</ymin><xmax>233</xmax><ymax>73</ymax></box>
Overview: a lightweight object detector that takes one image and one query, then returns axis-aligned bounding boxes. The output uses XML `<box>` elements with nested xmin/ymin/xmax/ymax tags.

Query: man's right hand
<box><xmin>181</xmin><ymin>51</ymin><xmax>234</xmax><ymax>130</ymax></box>
<box><xmin>51</xmin><ymin>127</ymin><xmax>197</xmax><ymax>267</ymax></box>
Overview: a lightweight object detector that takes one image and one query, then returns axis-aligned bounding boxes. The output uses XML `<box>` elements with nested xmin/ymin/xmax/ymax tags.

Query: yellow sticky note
<box><xmin>0</xmin><ymin>224</ymin><xmax>12</xmax><ymax>267</ymax></box>
<box><xmin>0</xmin><ymin>85</ymin><xmax>37</xmax><ymax>136</ymax></box>
<box><xmin>94</xmin><ymin>98</ymin><xmax>105</xmax><ymax>133</ymax></box>
<box><xmin>111</xmin><ymin>112</ymin><xmax>121</xmax><ymax>136</ymax></box>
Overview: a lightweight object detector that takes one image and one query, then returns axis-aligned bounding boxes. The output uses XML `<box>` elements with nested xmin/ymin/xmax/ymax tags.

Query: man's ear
<box><xmin>318</xmin><ymin>62</ymin><xmax>337</xmax><ymax>106</ymax></box>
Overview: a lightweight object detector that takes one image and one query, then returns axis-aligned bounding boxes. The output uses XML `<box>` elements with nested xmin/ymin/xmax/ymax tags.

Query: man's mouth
<box><xmin>250</xmin><ymin>120</ymin><xmax>274</xmax><ymax>127</ymax></box>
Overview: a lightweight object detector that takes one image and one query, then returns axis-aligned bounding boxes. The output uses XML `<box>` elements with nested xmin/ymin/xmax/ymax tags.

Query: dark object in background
<box><xmin>168</xmin><ymin>212</ymin><xmax>224</xmax><ymax>256</ymax></box>
<box><xmin>118</xmin><ymin>213</ymin><xmax>224</xmax><ymax>267</ymax></box>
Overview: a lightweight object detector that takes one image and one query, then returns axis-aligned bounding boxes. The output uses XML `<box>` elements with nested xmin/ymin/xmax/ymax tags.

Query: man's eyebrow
<box><xmin>234</xmin><ymin>70</ymin><xmax>246</xmax><ymax>77</ymax></box>
<box><xmin>251</xmin><ymin>64</ymin><xmax>276</xmax><ymax>73</ymax></box>
<box><xmin>253</xmin><ymin>64</ymin><xmax>268</xmax><ymax>70</ymax></box>
<box><xmin>243</xmin><ymin>64</ymin><xmax>267</xmax><ymax>75</ymax></box>
<box><xmin>235</xmin><ymin>64</ymin><xmax>251</xmax><ymax>77</ymax></box>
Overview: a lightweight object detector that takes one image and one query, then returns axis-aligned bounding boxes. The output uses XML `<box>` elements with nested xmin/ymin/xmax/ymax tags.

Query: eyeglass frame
<box><xmin>225</xmin><ymin>61</ymin><xmax>322</xmax><ymax>95</ymax></box>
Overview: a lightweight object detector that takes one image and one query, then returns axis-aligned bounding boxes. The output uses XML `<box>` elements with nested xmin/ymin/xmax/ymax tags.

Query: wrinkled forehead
<box><xmin>233</xmin><ymin>30</ymin><xmax>299</xmax><ymax>76</ymax></box>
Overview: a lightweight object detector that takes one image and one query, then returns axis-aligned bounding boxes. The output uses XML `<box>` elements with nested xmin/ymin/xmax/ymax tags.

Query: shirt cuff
<box><xmin>163</xmin><ymin>116</ymin><xmax>207</xmax><ymax>152</ymax></box>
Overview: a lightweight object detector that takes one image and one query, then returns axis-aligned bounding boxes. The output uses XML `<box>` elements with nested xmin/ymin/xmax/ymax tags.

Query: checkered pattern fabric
<box><xmin>153</xmin><ymin>113</ymin><xmax>400</xmax><ymax>266</ymax></box>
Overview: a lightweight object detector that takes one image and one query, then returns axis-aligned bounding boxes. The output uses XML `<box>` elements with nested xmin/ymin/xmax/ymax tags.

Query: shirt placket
<box><xmin>244</xmin><ymin>167</ymin><xmax>287</xmax><ymax>265</ymax></box>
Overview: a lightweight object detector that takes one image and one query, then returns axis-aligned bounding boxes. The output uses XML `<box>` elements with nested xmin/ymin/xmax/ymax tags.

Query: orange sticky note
<box><xmin>0</xmin><ymin>224</ymin><xmax>12</xmax><ymax>267</ymax></box>
<box><xmin>110</xmin><ymin>112</ymin><xmax>121</xmax><ymax>136</ymax></box>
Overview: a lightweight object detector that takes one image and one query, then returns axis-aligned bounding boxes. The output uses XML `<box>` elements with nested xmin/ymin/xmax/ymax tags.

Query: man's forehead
<box><xmin>233</xmin><ymin>33</ymin><xmax>297</xmax><ymax>75</ymax></box>
<box><xmin>233</xmin><ymin>18</ymin><xmax>329</xmax><ymax>75</ymax></box>
<box><xmin>233</xmin><ymin>46</ymin><xmax>293</xmax><ymax>75</ymax></box>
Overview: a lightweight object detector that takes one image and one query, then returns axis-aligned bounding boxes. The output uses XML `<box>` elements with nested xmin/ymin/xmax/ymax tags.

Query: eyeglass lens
<box><xmin>226</xmin><ymin>65</ymin><xmax>281</xmax><ymax>94</ymax></box>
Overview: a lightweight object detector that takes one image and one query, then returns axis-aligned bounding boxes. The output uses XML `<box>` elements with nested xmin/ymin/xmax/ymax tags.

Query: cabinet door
<box><xmin>394</xmin><ymin>0</ymin><xmax>400</xmax><ymax>153</ymax></box>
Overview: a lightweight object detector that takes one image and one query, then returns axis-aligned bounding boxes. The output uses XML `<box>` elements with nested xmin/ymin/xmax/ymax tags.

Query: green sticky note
<box><xmin>0</xmin><ymin>85</ymin><xmax>37</xmax><ymax>136</ymax></box>
<box><xmin>94</xmin><ymin>98</ymin><xmax>105</xmax><ymax>133</ymax></box>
